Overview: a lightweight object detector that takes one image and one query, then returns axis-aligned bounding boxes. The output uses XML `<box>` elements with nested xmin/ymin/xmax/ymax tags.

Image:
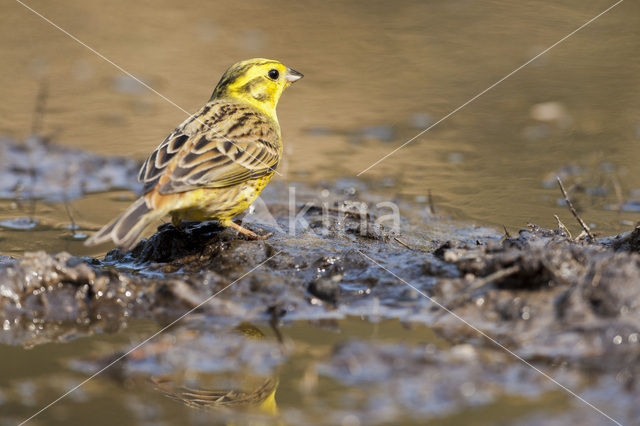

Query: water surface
<box><xmin>0</xmin><ymin>1</ymin><xmax>638</xmax><ymax>425</ymax></box>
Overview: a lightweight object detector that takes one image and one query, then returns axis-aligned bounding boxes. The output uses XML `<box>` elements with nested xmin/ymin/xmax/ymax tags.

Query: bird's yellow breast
<box><xmin>168</xmin><ymin>173</ymin><xmax>275</xmax><ymax>224</ymax></box>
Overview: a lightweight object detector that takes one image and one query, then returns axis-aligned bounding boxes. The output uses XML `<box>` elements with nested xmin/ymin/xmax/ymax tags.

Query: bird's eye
<box><xmin>267</xmin><ymin>69</ymin><xmax>279</xmax><ymax>80</ymax></box>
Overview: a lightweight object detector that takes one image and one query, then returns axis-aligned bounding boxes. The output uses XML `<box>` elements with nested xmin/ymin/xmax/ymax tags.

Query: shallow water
<box><xmin>0</xmin><ymin>317</ymin><xmax>581</xmax><ymax>426</ymax></box>
<box><xmin>1</xmin><ymin>1</ymin><xmax>639</xmax><ymax>425</ymax></box>
<box><xmin>2</xmin><ymin>0</ymin><xmax>639</xmax><ymax>236</ymax></box>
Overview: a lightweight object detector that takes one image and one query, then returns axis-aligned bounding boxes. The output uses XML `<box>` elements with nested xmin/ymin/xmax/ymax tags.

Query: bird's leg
<box><xmin>223</xmin><ymin>220</ymin><xmax>272</xmax><ymax>240</ymax></box>
<box><xmin>171</xmin><ymin>215</ymin><xmax>185</xmax><ymax>233</ymax></box>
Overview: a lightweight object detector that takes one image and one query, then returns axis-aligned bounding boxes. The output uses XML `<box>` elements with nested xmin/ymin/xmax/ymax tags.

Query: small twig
<box><xmin>63</xmin><ymin>199</ymin><xmax>77</xmax><ymax>236</ymax></box>
<box><xmin>434</xmin><ymin>264</ymin><xmax>522</xmax><ymax>321</ymax></box>
<box><xmin>575</xmin><ymin>230</ymin><xmax>589</xmax><ymax>241</ymax></box>
<box><xmin>31</xmin><ymin>79</ymin><xmax>48</xmax><ymax>136</ymax></box>
<box><xmin>23</xmin><ymin>81</ymin><xmax>50</xmax><ymax>221</ymax></box>
<box><xmin>554</xmin><ymin>214</ymin><xmax>572</xmax><ymax>239</ymax></box>
<box><xmin>393</xmin><ymin>236</ymin><xmax>414</xmax><ymax>251</ymax></box>
<box><xmin>502</xmin><ymin>226</ymin><xmax>511</xmax><ymax>238</ymax></box>
<box><xmin>267</xmin><ymin>305</ymin><xmax>286</xmax><ymax>345</ymax></box>
<box><xmin>556</xmin><ymin>177</ymin><xmax>594</xmax><ymax>240</ymax></box>
<box><xmin>27</xmin><ymin>172</ymin><xmax>37</xmax><ymax>219</ymax></box>
<box><xmin>269</xmin><ymin>312</ymin><xmax>284</xmax><ymax>345</ymax></box>
<box><xmin>427</xmin><ymin>189</ymin><xmax>436</xmax><ymax>215</ymax></box>
<box><xmin>465</xmin><ymin>264</ymin><xmax>521</xmax><ymax>293</ymax></box>
<box><xmin>610</xmin><ymin>174</ymin><xmax>624</xmax><ymax>212</ymax></box>
<box><xmin>12</xmin><ymin>182</ymin><xmax>25</xmax><ymax>211</ymax></box>
<box><xmin>63</xmin><ymin>167</ymin><xmax>78</xmax><ymax>235</ymax></box>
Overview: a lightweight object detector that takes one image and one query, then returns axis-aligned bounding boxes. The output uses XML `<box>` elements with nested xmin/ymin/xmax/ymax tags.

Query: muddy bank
<box><xmin>3</xmin><ymin>206</ymin><xmax>639</xmax><ymax>348</ymax></box>
<box><xmin>1</xmin><ymin>191</ymin><xmax>639</xmax><ymax>422</ymax></box>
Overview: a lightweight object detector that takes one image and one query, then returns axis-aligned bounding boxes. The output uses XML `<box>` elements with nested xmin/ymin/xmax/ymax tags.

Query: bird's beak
<box><xmin>285</xmin><ymin>68</ymin><xmax>304</xmax><ymax>83</ymax></box>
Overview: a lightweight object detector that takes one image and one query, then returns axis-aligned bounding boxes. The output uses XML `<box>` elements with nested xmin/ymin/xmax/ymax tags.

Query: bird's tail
<box><xmin>84</xmin><ymin>197</ymin><xmax>163</xmax><ymax>251</ymax></box>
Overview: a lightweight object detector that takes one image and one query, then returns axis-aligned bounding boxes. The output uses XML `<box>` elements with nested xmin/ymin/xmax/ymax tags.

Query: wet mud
<box><xmin>0</xmin><ymin>135</ymin><xmax>140</xmax><ymax>202</ymax></box>
<box><xmin>1</xmin><ymin>137</ymin><xmax>639</xmax><ymax>424</ymax></box>
<box><xmin>1</xmin><ymin>204</ymin><xmax>640</xmax><ymax>423</ymax></box>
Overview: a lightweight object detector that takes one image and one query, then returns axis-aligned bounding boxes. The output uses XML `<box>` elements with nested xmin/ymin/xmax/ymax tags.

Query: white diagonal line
<box><xmin>14</xmin><ymin>0</ymin><xmax>282</xmax><ymax>176</ymax></box>
<box><xmin>357</xmin><ymin>250</ymin><xmax>622</xmax><ymax>426</ymax></box>
<box><xmin>357</xmin><ymin>0</ymin><xmax>624</xmax><ymax>176</ymax></box>
<box><xmin>19</xmin><ymin>250</ymin><xmax>281</xmax><ymax>425</ymax></box>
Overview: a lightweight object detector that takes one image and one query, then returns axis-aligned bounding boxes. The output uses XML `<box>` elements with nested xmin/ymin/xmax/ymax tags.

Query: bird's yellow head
<box><xmin>210</xmin><ymin>58</ymin><xmax>303</xmax><ymax>117</ymax></box>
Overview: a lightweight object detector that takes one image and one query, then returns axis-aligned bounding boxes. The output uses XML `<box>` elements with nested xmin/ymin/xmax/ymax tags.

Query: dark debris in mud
<box><xmin>430</xmin><ymin>225</ymin><xmax>640</xmax><ymax>376</ymax></box>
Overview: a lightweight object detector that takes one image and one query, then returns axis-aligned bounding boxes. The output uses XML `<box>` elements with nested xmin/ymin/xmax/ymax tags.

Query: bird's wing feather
<box><xmin>138</xmin><ymin>101</ymin><xmax>280</xmax><ymax>195</ymax></box>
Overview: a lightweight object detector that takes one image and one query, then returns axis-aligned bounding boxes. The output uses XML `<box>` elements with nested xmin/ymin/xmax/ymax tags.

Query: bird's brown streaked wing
<box><xmin>138</xmin><ymin>128</ymin><xmax>190</xmax><ymax>194</ymax></box>
<box><xmin>137</xmin><ymin>101</ymin><xmax>280</xmax><ymax>195</ymax></box>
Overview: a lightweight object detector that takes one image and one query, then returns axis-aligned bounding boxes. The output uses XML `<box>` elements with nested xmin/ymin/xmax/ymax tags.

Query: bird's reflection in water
<box><xmin>151</xmin><ymin>375</ymin><xmax>278</xmax><ymax>415</ymax></box>
<box><xmin>107</xmin><ymin>321</ymin><xmax>283</xmax><ymax>422</ymax></box>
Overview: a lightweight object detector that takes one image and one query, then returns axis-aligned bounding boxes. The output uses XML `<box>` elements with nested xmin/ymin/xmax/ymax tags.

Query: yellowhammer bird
<box><xmin>85</xmin><ymin>58</ymin><xmax>303</xmax><ymax>250</ymax></box>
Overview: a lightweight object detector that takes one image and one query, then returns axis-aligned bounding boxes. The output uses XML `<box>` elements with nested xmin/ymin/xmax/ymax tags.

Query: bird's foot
<box><xmin>225</xmin><ymin>220</ymin><xmax>272</xmax><ymax>240</ymax></box>
<box><xmin>171</xmin><ymin>217</ymin><xmax>187</xmax><ymax>234</ymax></box>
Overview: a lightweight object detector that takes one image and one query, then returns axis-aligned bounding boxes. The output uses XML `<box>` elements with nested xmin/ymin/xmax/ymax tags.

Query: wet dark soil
<box><xmin>1</xmin><ymin>204</ymin><xmax>640</xmax><ymax>424</ymax></box>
